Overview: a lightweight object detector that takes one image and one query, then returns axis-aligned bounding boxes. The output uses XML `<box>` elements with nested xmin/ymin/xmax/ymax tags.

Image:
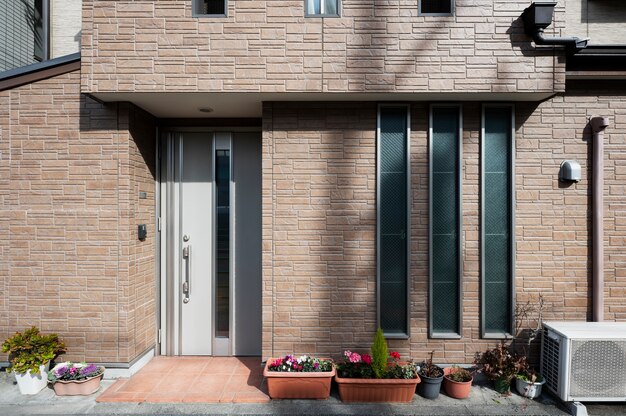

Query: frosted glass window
<box><xmin>306</xmin><ymin>0</ymin><xmax>339</xmax><ymax>16</ymax></box>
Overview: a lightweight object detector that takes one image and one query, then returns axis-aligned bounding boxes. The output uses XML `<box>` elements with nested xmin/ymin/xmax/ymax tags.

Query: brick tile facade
<box><xmin>262</xmin><ymin>86</ymin><xmax>626</xmax><ymax>362</ymax></box>
<box><xmin>81</xmin><ymin>0</ymin><xmax>565</xmax><ymax>94</ymax></box>
<box><xmin>0</xmin><ymin>71</ymin><xmax>157</xmax><ymax>364</ymax></box>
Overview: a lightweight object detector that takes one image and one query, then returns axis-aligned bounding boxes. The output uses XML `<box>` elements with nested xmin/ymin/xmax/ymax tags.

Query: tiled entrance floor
<box><xmin>97</xmin><ymin>356</ymin><xmax>269</xmax><ymax>403</ymax></box>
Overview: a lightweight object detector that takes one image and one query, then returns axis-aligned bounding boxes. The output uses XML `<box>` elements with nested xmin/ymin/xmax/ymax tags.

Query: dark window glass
<box><xmin>430</xmin><ymin>107</ymin><xmax>461</xmax><ymax>336</ymax></box>
<box><xmin>378</xmin><ymin>106</ymin><xmax>409</xmax><ymax>336</ymax></box>
<box><xmin>215</xmin><ymin>149</ymin><xmax>230</xmax><ymax>337</ymax></box>
<box><xmin>196</xmin><ymin>0</ymin><xmax>226</xmax><ymax>15</ymax></box>
<box><xmin>33</xmin><ymin>0</ymin><xmax>47</xmax><ymax>61</ymax></box>
<box><xmin>482</xmin><ymin>106</ymin><xmax>513</xmax><ymax>336</ymax></box>
<box><xmin>421</xmin><ymin>0</ymin><xmax>452</xmax><ymax>15</ymax></box>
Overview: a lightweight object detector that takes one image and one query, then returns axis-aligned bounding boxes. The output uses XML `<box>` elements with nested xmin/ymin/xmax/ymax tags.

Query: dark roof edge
<box><xmin>0</xmin><ymin>53</ymin><xmax>81</xmax><ymax>92</ymax></box>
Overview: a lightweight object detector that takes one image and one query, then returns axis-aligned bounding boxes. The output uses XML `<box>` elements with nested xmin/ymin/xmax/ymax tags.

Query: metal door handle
<box><xmin>183</xmin><ymin>245</ymin><xmax>191</xmax><ymax>303</ymax></box>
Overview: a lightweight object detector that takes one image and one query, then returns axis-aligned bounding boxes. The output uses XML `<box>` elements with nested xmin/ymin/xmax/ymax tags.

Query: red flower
<box><xmin>390</xmin><ymin>351</ymin><xmax>401</xmax><ymax>360</ymax></box>
<box><xmin>362</xmin><ymin>354</ymin><xmax>372</xmax><ymax>365</ymax></box>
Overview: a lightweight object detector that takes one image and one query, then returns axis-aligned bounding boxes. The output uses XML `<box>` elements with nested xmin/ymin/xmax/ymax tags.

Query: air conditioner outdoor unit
<box><xmin>541</xmin><ymin>321</ymin><xmax>626</xmax><ymax>402</ymax></box>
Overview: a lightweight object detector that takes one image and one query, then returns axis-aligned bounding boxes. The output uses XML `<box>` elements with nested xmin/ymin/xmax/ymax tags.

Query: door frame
<box><xmin>157</xmin><ymin>127</ymin><xmax>261</xmax><ymax>356</ymax></box>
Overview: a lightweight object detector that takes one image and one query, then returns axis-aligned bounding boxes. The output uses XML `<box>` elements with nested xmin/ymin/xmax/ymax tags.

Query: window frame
<box><xmin>419</xmin><ymin>0</ymin><xmax>454</xmax><ymax>17</ymax></box>
<box><xmin>192</xmin><ymin>0</ymin><xmax>228</xmax><ymax>18</ymax></box>
<box><xmin>376</xmin><ymin>103</ymin><xmax>411</xmax><ymax>339</ymax></box>
<box><xmin>428</xmin><ymin>104</ymin><xmax>463</xmax><ymax>339</ymax></box>
<box><xmin>304</xmin><ymin>0</ymin><xmax>341</xmax><ymax>18</ymax></box>
<box><xmin>33</xmin><ymin>0</ymin><xmax>50</xmax><ymax>62</ymax></box>
<box><xmin>480</xmin><ymin>103</ymin><xmax>516</xmax><ymax>339</ymax></box>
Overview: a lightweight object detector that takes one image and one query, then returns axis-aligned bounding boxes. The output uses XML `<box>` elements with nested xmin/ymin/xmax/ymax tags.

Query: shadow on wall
<box><xmin>582</xmin><ymin>0</ymin><xmax>626</xmax><ymax>24</ymax></box>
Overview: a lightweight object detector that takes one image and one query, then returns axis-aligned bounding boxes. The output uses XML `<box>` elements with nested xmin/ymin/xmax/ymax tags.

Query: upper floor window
<box><xmin>194</xmin><ymin>0</ymin><xmax>227</xmax><ymax>17</ymax></box>
<box><xmin>305</xmin><ymin>0</ymin><xmax>339</xmax><ymax>17</ymax></box>
<box><xmin>420</xmin><ymin>0</ymin><xmax>453</xmax><ymax>15</ymax></box>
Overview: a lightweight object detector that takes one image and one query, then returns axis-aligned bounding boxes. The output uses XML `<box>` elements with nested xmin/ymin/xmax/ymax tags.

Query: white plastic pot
<box><xmin>14</xmin><ymin>363</ymin><xmax>50</xmax><ymax>395</ymax></box>
<box><xmin>516</xmin><ymin>376</ymin><xmax>545</xmax><ymax>399</ymax></box>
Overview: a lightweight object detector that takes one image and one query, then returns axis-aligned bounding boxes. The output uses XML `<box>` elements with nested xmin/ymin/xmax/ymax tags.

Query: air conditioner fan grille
<box><xmin>570</xmin><ymin>340</ymin><xmax>626</xmax><ymax>398</ymax></box>
<box><xmin>541</xmin><ymin>329</ymin><xmax>560</xmax><ymax>394</ymax></box>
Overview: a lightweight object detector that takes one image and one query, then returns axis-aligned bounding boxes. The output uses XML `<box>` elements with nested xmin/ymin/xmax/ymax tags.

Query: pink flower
<box><xmin>362</xmin><ymin>354</ymin><xmax>372</xmax><ymax>365</ymax></box>
<box><xmin>344</xmin><ymin>350</ymin><xmax>352</xmax><ymax>358</ymax></box>
<box><xmin>273</xmin><ymin>359</ymin><xmax>282</xmax><ymax>367</ymax></box>
<box><xmin>349</xmin><ymin>352</ymin><xmax>361</xmax><ymax>363</ymax></box>
<box><xmin>390</xmin><ymin>351</ymin><xmax>401</xmax><ymax>360</ymax></box>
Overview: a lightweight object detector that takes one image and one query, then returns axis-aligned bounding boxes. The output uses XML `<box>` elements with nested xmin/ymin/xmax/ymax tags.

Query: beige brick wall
<box><xmin>262</xmin><ymin>85</ymin><xmax>626</xmax><ymax>362</ymax></box>
<box><xmin>566</xmin><ymin>0</ymin><xmax>626</xmax><ymax>45</ymax></box>
<box><xmin>81</xmin><ymin>0</ymin><xmax>565</xmax><ymax>94</ymax></box>
<box><xmin>0</xmin><ymin>71</ymin><xmax>157</xmax><ymax>364</ymax></box>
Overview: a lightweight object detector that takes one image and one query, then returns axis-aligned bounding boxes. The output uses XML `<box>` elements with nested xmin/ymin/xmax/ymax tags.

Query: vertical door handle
<box><xmin>182</xmin><ymin>245</ymin><xmax>191</xmax><ymax>303</ymax></box>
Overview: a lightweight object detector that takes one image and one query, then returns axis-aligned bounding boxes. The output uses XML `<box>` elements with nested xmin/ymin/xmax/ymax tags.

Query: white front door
<box><xmin>160</xmin><ymin>131</ymin><xmax>261</xmax><ymax>356</ymax></box>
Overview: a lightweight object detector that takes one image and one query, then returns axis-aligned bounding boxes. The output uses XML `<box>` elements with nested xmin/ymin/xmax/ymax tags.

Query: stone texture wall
<box><xmin>0</xmin><ymin>70</ymin><xmax>157</xmax><ymax>364</ymax></box>
<box><xmin>262</xmin><ymin>84</ymin><xmax>626</xmax><ymax>362</ymax></box>
<box><xmin>565</xmin><ymin>0</ymin><xmax>626</xmax><ymax>45</ymax></box>
<box><xmin>81</xmin><ymin>0</ymin><xmax>565</xmax><ymax>94</ymax></box>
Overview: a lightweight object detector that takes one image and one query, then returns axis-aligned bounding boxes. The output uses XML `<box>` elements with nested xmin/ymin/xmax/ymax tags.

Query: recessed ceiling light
<box><xmin>198</xmin><ymin>107</ymin><xmax>214</xmax><ymax>113</ymax></box>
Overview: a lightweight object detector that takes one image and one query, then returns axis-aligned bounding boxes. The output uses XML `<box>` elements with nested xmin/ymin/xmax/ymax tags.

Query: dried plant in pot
<box><xmin>474</xmin><ymin>342</ymin><xmax>526</xmax><ymax>394</ymax></box>
<box><xmin>1</xmin><ymin>327</ymin><xmax>66</xmax><ymax>395</ymax></box>
<box><xmin>335</xmin><ymin>328</ymin><xmax>420</xmax><ymax>403</ymax></box>
<box><xmin>263</xmin><ymin>355</ymin><xmax>335</xmax><ymax>399</ymax></box>
<box><xmin>48</xmin><ymin>362</ymin><xmax>105</xmax><ymax>396</ymax></box>
<box><xmin>417</xmin><ymin>351</ymin><xmax>445</xmax><ymax>399</ymax></box>
<box><xmin>443</xmin><ymin>366</ymin><xmax>474</xmax><ymax>399</ymax></box>
<box><xmin>515</xmin><ymin>369</ymin><xmax>545</xmax><ymax>399</ymax></box>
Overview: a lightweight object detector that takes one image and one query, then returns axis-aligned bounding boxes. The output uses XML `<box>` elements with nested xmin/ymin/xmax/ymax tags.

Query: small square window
<box><xmin>194</xmin><ymin>0</ymin><xmax>226</xmax><ymax>16</ymax></box>
<box><xmin>305</xmin><ymin>0</ymin><xmax>340</xmax><ymax>17</ymax></box>
<box><xmin>420</xmin><ymin>0</ymin><xmax>453</xmax><ymax>15</ymax></box>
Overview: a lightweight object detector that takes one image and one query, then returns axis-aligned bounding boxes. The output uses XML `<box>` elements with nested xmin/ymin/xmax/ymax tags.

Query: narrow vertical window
<box><xmin>305</xmin><ymin>0</ymin><xmax>339</xmax><ymax>17</ymax></box>
<box><xmin>33</xmin><ymin>0</ymin><xmax>49</xmax><ymax>61</ymax></box>
<box><xmin>430</xmin><ymin>105</ymin><xmax>462</xmax><ymax>338</ymax></box>
<box><xmin>193</xmin><ymin>0</ymin><xmax>227</xmax><ymax>16</ymax></box>
<box><xmin>481</xmin><ymin>105</ymin><xmax>515</xmax><ymax>337</ymax></box>
<box><xmin>215</xmin><ymin>138</ymin><xmax>231</xmax><ymax>344</ymax></box>
<box><xmin>420</xmin><ymin>0</ymin><xmax>453</xmax><ymax>15</ymax></box>
<box><xmin>378</xmin><ymin>105</ymin><xmax>410</xmax><ymax>338</ymax></box>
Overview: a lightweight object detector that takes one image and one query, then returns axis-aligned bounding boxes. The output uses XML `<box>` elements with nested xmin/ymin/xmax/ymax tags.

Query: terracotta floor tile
<box><xmin>206</xmin><ymin>359</ymin><xmax>237</xmax><ymax>375</ymax></box>
<box><xmin>234</xmin><ymin>391</ymin><xmax>270</xmax><ymax>403</ymax></box>
<box><xmin>140</xmin><ymin>358</ymin><xmax>177</xmax><ymax>374</ymax></box>
<box><xmin>118</xmin><ymin>373</ymin><xmax>162</xmax><ymax>393</ymax></box>
<box><xmin>219</xmin><ymin>390</ymin><xmax>237</xmax><ymax>403</ymax></box>
<box><xmin>188</xmin><ymin>374</ymin><xmax>228</xmax><ymax>393</ymax></box>
<box><xmin>96</xmin><ymin>356</ymin><xmax>266</xmax><ymax>404</ymax></box>
<box><xmin>180</xmin><ymin>392</ymin><xmax>223</xmax><ymax>403</ymax></box>
<box><xmin>227</xmin><ymin>375</ymin><xmax>263</xmax><ymax>392</ymax></box>
<box><xmin>155</xmin><ymin>374</ymin><xmax>200</xmax><ymax>394</ymax></box>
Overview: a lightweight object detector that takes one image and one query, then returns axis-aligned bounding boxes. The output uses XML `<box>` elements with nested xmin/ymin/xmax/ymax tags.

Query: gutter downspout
<box><xmin>530</xmin><ymin>28</ymin><xmax>588</xmax><ymax>53</ymax></box>
<box><xmin>591</xmin><ymin>116</ymin><xmax>609</xmax><ymax>322</ymax></box>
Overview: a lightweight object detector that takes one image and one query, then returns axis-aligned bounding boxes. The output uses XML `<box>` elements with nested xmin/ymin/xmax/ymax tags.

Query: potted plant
<box><xmin>335</xmin><ymin>328</ymin><xmax>420</xmax><ymax>403</ymax></box>
<box><xmin>474</xmin><ymin>342</ymin><xmax>525</xmax><ymax>394</ymax></box>
<box><xmin>515</xmin><ymin>369</ymin><xmax>545</xmax><ymax>399</ymax></box>
<box><xmin>443</xmin><ymin>365</ymin><xmax>473</xmax><ymax>399</ymax></box>
<box><xmin>1</xmin><ymin>327</ymin><xmax>66</xmax><ymax>395</ymax></box>
<box><xmin>417</xmin><ymin>351</ymin><xmax>444</xmax><ymax>399</ymax></box>
<box><xmin>47</xmin><ymin>362</ymin><xmax>105</xmax><ymax>396</ymax></box>
<box><xmin>263</xmin><ymin>354</ymin><xmax>334</xmax><ymax>399</ymax></box>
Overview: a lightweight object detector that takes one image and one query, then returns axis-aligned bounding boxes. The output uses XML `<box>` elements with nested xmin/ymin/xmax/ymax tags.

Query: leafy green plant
<box><xmin>418</xmin><ymin>350</ymin><xmax>444</xmax><ymax>378</ymax></box>
<box><xmin>335</xmin><ymin>329</ymin><xmax>416</xmax><ymax>380</ymax></box>
<box><xmin>516</xmin><ymin>369</ymin><xmax>543</xmax><ymax>384</ymax></box>
<box><xmin>2</xmin><ymin>327</ymin><xmax>66</xmax><ymax>375</ymax></box>
<box><xmin>445</xmin><ymin>365</ymin><xmax>473</xmax><ymax>383</ymax></box>
<box><xmin>371</xmin><ymin>328</ymin><xmax>388</xmax><ymax>379</ymax></box>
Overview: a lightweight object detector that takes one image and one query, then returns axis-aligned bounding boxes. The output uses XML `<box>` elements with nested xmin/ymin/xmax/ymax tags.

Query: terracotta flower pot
<box><xmin>263</xmin><ymin>360</ymin><xmax>335</xmax><ymax>399</ymax></box>
<box><xmin>51</xmin><ymin>367</ymin><xmax>105</xmax><ymax>396</ymax></box>
<box><xmin>443</xmin><ymin>367</ymin><xmax>473</xmax><ymax>399</ymax></box>
<box><xmin>335</xmin><ymin>375</ymin><xmax>420</xmax><ymax>403</ymax></box>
